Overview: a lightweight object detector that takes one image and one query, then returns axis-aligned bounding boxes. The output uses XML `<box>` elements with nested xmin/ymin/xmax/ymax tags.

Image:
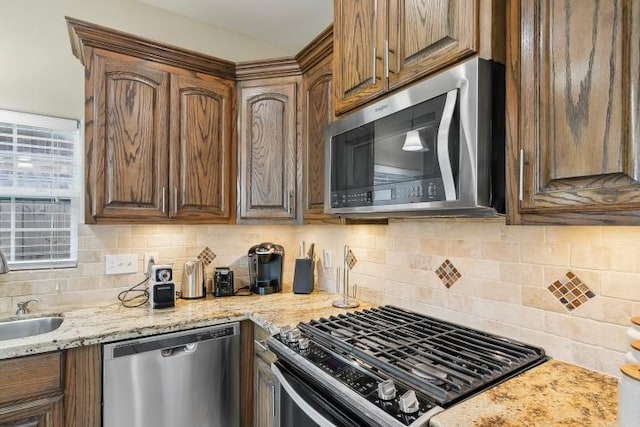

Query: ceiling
<box><xmin>137</xmin><ymin>0</ymin><xmax>333</xmax><ymax>55</ymax></box>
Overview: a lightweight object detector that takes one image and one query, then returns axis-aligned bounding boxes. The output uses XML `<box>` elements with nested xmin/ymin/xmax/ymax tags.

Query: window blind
<box><xmin>0</xmin><ymin>110</ymin><xmax>80</xmax><ymax>269</ymax></box>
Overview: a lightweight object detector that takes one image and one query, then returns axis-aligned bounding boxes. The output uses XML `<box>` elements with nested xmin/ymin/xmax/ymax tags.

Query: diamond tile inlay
<box><xmin>436</xmin><ymin>259</ymin><xmax>462</xmax><ymax>288</ymax></box>
<box><xmin>547</xmin><ymin>271</ymin><xmax>595</xmax><ymax>311</ymax></box>
<box><xmin>197</xmin><ymin>246</ymin><xmax>217</xmax><ymax>266</ymax></box>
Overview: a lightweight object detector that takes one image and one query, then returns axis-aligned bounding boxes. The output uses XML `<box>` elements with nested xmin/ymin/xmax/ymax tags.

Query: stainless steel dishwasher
<box><xmin>102</xmin><ymin>322</ymin><xmax>239</xmax><ymax>427</ymax></box>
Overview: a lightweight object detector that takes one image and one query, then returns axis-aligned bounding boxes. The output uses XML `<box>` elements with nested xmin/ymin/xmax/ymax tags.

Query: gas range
<box><xmin>268</xmin><ymin>305</ymin><xmax>546</xmax><ymax>426</ymax></box>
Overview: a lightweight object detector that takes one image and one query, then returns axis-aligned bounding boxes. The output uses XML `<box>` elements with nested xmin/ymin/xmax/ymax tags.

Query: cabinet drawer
<box><xmin>0</xmin><ymin>352</ymin><xmax>63</xmax><ymax>405</ymax></box>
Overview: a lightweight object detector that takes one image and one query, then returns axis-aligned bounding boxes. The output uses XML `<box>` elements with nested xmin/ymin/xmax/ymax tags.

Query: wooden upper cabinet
<box><xmin>170</xmin><ymin>73</ymin><xmax>234</xmax><ymax>221</ymax></box>
<box><xmin>506</xmin><ymin>0</ymin><xmax>640</xmax><ymax>224</ymax></box>
<box><xmin>238</xmin><ymin>77</ymin><xmax>300</xmax><ymax>222</ymax></box>
<box><xmin>333</xmin><ymin>0</ymin><xmax>386</xmax><ymax>115</ymax></box>
<box><xmin>88</xmin><ymin>50</ymin><xmax>169</xmax><ymax>222</ymax></box>
<box><xmin>303</xmin><ymin>56</ymin><xmax>333</xmax><ymax>221</ymax></box>
<box><xmin>67</xmin><ymin>18</ymin><xmax>236</xmax><ymax>224</ymax></box>
<box><xmin>333</xmin><ymin>0</ymin><xmax>496</xmax><ymax>115</ymax></box>
<box><xmin>387</xmin><ymin>0</ymin><xmax>478</xmax><ymax>90</ymax></box>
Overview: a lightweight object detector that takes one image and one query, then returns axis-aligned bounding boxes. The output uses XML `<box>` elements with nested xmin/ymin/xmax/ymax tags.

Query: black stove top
<box><xmin>268</xmin><ymin>305</ymin><xmax>546</xmax><ymax>426</ymax></box>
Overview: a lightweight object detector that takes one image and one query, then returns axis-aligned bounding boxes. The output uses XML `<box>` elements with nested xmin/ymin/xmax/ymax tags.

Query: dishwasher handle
<box><xmin>161</xmin><ymin>342</ymin><xmax>198</xmax><ymax>357</ymax></box>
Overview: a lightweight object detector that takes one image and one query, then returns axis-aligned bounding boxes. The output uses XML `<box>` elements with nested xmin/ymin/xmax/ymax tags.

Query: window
<box><xmin>0</xmin><ymin>110</ymin><xmax>80</xmax><ymax>270</ymax></box>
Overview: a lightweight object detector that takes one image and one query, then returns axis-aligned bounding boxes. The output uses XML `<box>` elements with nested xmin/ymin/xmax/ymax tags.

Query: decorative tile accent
<box><xmin>547</xmin><ymin>271</ymin><xmax>596</xmax><ymax>311</ymax></box>
<box><xmin>197</xmin><ymin>246</ymin><xmax>216</xmax><ymax>266</ymax></box>
<box><xmin>346</xmin><ymin>248</ymin><xmax>358</xmax><ymax>270</ymax></box>
<box><xmin>436</xmin><ymin>259</ymin><xmax>462</xmax><ymax>288</ymax></box>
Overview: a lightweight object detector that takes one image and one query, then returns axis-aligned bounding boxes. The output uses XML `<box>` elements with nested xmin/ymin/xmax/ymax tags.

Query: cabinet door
<box><xmin>302</xmin><ymin>55</ymin><xmax>337</xmax><ymax>222</ymax></box>
<box><xmin>253</xmin><ymin>357</ymin><xmax>279</xmax><ymax>427</ymax></box>
<box><xmin>388</xmin><ymin>0</ymin><xmax>478</xmax><ymax>90</ymax></box>
<box><xmin>170</xmin><ymin>73</ymin><xmax>234</xmax><ymax>222</ymax></box>
<box><xmin>238</xmin><ymin>78</ymin><xmax>300</xmax><ymax>222</ymax></box>
<box><xmin>87</xmin><ymin>49</ymin><xmax>169</xmax><ymax>222</ymax></box>
<box><xmin>0</xmin><ymin>396</ymin><xmax>64</xmax><ymax>427</ymax></box>
<box><xmin>506</xmin><ymin>0</ymin><xmax>640</xmax><ymax>224</ymax></box>
<box><xmin>0</xmin><ymin>352</ymin><xmax>64</xmax><ymax>427</ymax></box>
<box><xmin>333</xmin><ymin>0</ymin><xmax>387</xmax><ymax>115</ymax></box>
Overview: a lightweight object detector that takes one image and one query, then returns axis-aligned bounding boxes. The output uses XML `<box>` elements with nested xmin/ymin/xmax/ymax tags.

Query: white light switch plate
<box><xmin>323</xmin><ymin>250</ymin><xmax>332</xmax><ymax>268</ymax></box>
<box><xmin>105</xmin><ymin>254</ymin><xmax>138</xmax><ymax>275</ymax></box>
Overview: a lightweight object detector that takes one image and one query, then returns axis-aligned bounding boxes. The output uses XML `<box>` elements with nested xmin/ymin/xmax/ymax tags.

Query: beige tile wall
<box><xmin>1</xmin><ymin>218</ymin><xmax>639</xmax><ymax>376</ymax></box>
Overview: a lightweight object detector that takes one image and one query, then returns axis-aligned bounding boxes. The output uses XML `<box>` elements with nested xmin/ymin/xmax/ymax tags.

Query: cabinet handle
<box><xmin>174</xmin><ymin>187</ymin><xmax>178</xmax><ymax>214</ymax></box>
<box><xmin>372</xmin><ymin>47</ymin><xmax>377</xmax><ymax>84</ymax></box>
<box><xmin>288</xmin><ymin>191</ymin><xmax>292</xmax><ymax>214</ymax></box>
<box><xmin>162</xmin><ymin>187</ymin><xmax>166</xmax><ymax>213</ymax></box>
<box><xmin>254</xmin><ymin>339</ymin><xmax>268</xmax><ymax>352</ymax></box>
<box><xmin>271</xmin><ymin>384</ymin><xmax>276</xmax><ymax>418</ymax></box>
<box><xmin>518</xmin><ymin>149</ymin><xmax>524</xmax><ymax>201</ymax></box>
<box><xmin>372</xmin><ymin>0</ymin><xmax>378</xmax><ymax>84</ymax></box>
<box><xmin>384</xmin><ymin>39</ymin><xmax>389</xmax><ymax>78</ymax></box>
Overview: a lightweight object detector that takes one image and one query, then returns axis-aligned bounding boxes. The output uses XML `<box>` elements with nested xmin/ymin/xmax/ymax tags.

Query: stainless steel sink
<box><xmin>0</xmin><ymin>316</ymin><xmax>64</xmax><ymax>341</ymax></box>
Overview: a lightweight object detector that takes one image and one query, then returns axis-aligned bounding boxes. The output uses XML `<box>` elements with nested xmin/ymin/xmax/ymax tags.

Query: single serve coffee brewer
<box><xmin>248</xmin><ymin>242</ymin><xmax>284</xmax><ymax>295</ymax></box>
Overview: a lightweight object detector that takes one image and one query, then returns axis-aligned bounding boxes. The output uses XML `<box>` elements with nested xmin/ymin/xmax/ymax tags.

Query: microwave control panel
<box><xmin>331</xmin><ymin>178</ymin><xmax>448</xmax><ymax>208</ymax></box>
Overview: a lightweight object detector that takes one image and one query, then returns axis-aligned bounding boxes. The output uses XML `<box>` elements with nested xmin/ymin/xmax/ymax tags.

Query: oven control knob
<box><xmin>298</xmin><ymin>337</ymin><xmax>310</xmax><ymax>350</ymax></box>
<box><xmin>377</xmin><ymin>379</ymin><xmax>397</xmax><ymax>400</ymax></box>
<box><xmin>398</xmin><ymin>390</ymin><xmax>420</xmax><ymax>414</ymax></box>
<box><xmin>286</xmin><ymin>328</ymin><xmax>301</xmax><ymax>343</ymax></box>
<box><xmin>279</xmin><ymin>325</ymin><xmax>292</xmax><ymax>341</ymax></box>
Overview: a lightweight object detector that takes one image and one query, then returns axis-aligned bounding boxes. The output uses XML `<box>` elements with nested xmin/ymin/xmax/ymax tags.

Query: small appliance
<box><xmin>248</xmin><ymin>242</ymin><xmax>284</xmax><ymax>295</ymax></box>
<box><xmin>214</xmin><ymin>267</ymin><xmax>235</xmax><ymax>297</ymax></box>
<box><xmin>148</xmin><ymin>264</ymin><xmax>175</xmax><ymax>309</ymax></box>
<box><xmin>181</xmin><ymin>259</ymin><xmax>205</xmax><ymax>299</ymax></box>
<box><xmin>326</xmin><ymin>58</ymin><xmax>505</xmax><ymax>218</ymax></box>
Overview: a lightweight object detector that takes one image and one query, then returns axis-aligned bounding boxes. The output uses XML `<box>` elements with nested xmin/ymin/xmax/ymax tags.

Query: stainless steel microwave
<box><xmin>325</xmin><ymin>58</ymin><xmax>504</xmax><ymax>218</ymax></box>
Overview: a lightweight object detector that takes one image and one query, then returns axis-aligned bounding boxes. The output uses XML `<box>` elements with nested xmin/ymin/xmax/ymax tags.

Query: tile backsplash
<box><xmin>2</xmin><ymin>218</ymin><xmax>640</xmax><ymax>376</ymax></box>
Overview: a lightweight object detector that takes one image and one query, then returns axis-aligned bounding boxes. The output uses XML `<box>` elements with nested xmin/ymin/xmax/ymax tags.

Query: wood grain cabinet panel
<box><xmin>302</xmin><ymin>54</ymin><xmax>336</xmax><ymax>222</ymax></box>
<box><xmin>238</xmin><ymin>78</ymin><xmax>300</xmax><ymax>222</ymax></box>
<box><xmin>85</xmin><ymin>48</ymin><xmax>234</xmax><ymax>224</ymax></box>
<box><xmin>333</xmin><ymin>0</ymin><xmax>386</xmax><ymax>115</ymax></box>
<box><xmin>0</xmin><ymin>352</ymin><xmax>64</xmax><ymax>427</ymax></box>
<box><xmin>88</xmin><ymin>50</ymin><xmax>169</xmax><ymax>221</ymax></box>
<box><xmin>388</xmin><ymin>0</ymin><xmax>478</xmax><ymax>89</ymax></box>
<box><xmin>333</xmin><ymin>0</ymin><xmax>492</xmax><ymax>115</ymax></box>
<box><xmin>170</xmin><ymin>73</ymin><xmax>234</xmax><ymax>221</ymax></box>
<box><xmin>506</xmin><ymin>0</ymin><xmax>640</xmax><ymax>224</ymax></box>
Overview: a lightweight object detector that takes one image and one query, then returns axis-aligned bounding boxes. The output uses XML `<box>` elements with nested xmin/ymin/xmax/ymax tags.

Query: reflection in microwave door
<box><xmin>373</xmin><ymin>164</ymin><xmax>421</xmax><ymax>185</ymax></box>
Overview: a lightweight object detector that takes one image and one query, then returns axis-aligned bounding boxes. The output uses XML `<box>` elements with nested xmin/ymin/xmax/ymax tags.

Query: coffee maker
<box><xmin>248</xmin><ymin>242</ymin><xmax>284</xmax><ymax>295</ymax></box>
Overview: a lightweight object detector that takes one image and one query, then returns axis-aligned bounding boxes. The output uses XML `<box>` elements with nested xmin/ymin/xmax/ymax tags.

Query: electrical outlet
<box><xmin>323</xmin><ymin>250</ymin><xmax>332</xmax><ymax>268</ymax></box>
<box><xmin>144</xmin><ymin>252</ymin><xmax>158</xmax><ymax>274</ymax></box>
<box><xmin>105</xmin><ymin>254</ymin><xmax>138</xmax><ymax>275</ymax></box>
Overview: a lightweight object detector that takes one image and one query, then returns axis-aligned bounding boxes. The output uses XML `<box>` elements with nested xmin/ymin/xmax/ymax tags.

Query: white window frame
<box><xmin>0</xmin><ymin>109</ymin><xmax>81</xmax><ymax>270</ymax></box>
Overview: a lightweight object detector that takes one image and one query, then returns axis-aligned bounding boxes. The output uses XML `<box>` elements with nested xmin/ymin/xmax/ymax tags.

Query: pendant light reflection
<box><xmin>402</xmin><ymin>129</ymin><xmax>428</xmax><ymax>152</ymax></box>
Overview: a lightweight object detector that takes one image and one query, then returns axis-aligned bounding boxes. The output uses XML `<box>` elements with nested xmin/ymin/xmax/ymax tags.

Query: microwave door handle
<box><xmin>271</xmin><ymin>363</ymin><xmax>338</xmax><ymax>427</ymax></box>
<box><xmin>437</xmin><ymin>89</ymin><xmax>459</xmax><ymax>201</ymax></box>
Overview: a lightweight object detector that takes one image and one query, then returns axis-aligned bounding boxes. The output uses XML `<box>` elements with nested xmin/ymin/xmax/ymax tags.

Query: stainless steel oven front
<box><xmin>325</xmin><ymin>58</ymin><xmax>504</xmax><ymax>218</ymax></box>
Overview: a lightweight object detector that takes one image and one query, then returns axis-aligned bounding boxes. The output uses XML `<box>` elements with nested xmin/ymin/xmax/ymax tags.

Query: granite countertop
<box><xmin>429</xmin><ymin>359</ymin><xmax>618</xmax><ymax>427</ymax></box>
<box><xmin>0</xmin><ymin>291</ymin><xmax>371</xmax><ymax>360</ymax></box>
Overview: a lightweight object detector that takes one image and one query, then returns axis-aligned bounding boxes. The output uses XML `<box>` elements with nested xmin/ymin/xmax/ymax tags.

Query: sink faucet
<box><xmin>16</xmin><ymin>299</ymin><xmax>40</xmax><ymax>315</ymax></box>
<box><xmin>0</xmin><ymin>250</ymin><xmax>9</xmax><ymax>274</ymax></box>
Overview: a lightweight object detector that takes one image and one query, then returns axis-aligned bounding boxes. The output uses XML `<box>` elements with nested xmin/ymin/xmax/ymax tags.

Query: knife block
<box><xmin>293</xmin><ymin>259</ymin><xmax>314</xmax><ymax>294</ymax></box>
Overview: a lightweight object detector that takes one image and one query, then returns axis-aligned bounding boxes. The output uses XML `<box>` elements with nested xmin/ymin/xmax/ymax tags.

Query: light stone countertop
<box><xmin>429</xmin><ymin>359</ymin><xmax>618</xmax><ymax>427</ymax></box>
<box><xmin>0</xmin><ymin>291</ymin><xmax>371</xmax><ymax>360</ymax></box>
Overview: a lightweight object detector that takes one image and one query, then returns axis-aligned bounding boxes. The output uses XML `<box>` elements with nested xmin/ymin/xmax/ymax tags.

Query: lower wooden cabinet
<box><xmin>0</xmin><ymin>346</ymin><xmax>101</xmax><ymax>427</ymax></box>
<box><xmin>0</xmin><ymin>352</ymin><xmax>64</xmax><ymax>427</ymax></box>
<box><xmin>253</xmin><ymin>324</ymin><xmax>279</xmax><ymax>427</ymax></box>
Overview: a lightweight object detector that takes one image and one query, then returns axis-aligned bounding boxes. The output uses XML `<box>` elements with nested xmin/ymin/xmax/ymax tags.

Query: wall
<box><xmin>0</xmin><ymin>0</ymin><xmax>289</xmax><ymax>119</ymax></box>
